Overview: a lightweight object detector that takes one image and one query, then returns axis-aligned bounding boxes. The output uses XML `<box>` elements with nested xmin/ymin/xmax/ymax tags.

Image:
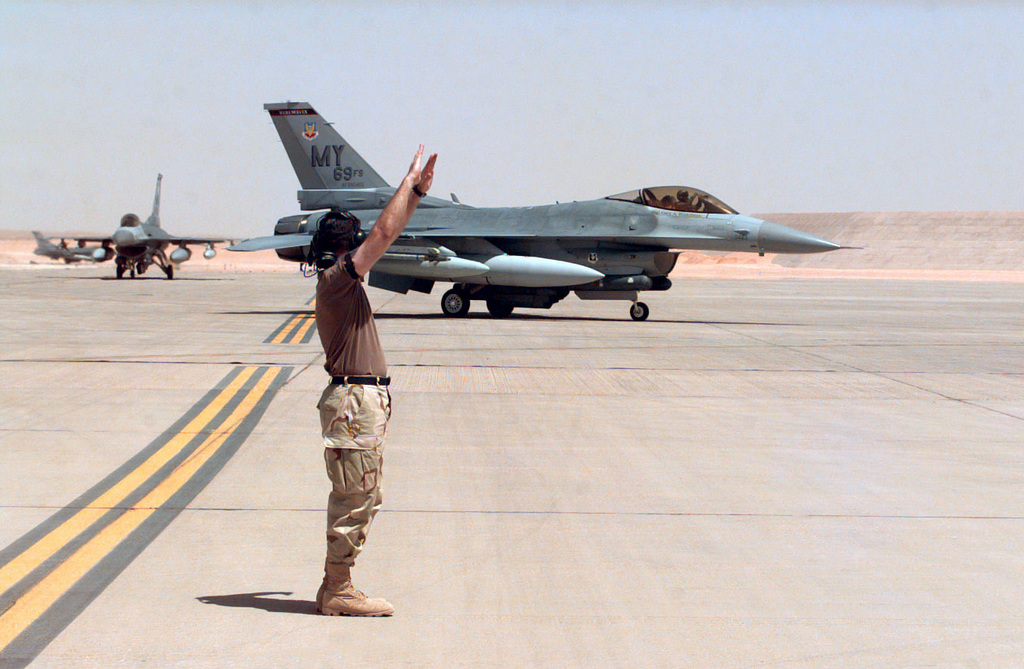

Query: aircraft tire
<box><xmin>165</xmin><ymin>265</ymin><xmax>174</xmax><ymax>280</ymax></box>
<box><xmin>486</xmin><ymin>299</ymin><xmax>515</xmax><ymax>318</ymax></box>
<box><xmin>116</xmin><ymin>265</ymin><xmax>124</xmax><ymax>279</ymax></box>
<box><xmin>629</xmin><ymin>301</ymin><xmax>650</xmax><ymax>321</ymax></box>
<box><xmin>441</xmin><ymin>288</ymin><xmax>471</xmax><ymax>317</ymax></box>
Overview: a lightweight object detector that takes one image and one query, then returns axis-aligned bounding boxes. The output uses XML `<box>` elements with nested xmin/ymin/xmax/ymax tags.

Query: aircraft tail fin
<box><xmin>144</xmin><ymin>174</ymin><xmax>162</xmax><ymax>227</ymax></box>
<box><xmin>32</xmin><ymin>231</ymin><xmax>55</xmax><ymax>250</ymax></box>
<box><xmin>264</xmin><ymin>102</ymin><xmax>389</xmax><ymax>191</ymax></box>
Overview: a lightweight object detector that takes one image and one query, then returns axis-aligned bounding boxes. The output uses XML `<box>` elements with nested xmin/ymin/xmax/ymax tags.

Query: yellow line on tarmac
<box><xmin>0</xmin><ymin>367</ymin><xmax>281</xmax><ymax>651</ymax></box>
<box><xmin>292</xmin><ymin>315</ymin><xmax>316</xmax><ymax>343</ymax></box>
<box><xmin>0</xmin><ymin>367</ymin><xmax>256</xmax><ymax>615</ymax></box>
<box><xmin>270</xmin><ymin>314</ymin><xmax>303</xmax><ymax>344</ymax></box>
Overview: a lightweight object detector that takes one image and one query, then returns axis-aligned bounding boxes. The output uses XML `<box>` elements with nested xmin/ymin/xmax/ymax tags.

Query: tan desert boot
<box><xmin>315</xmin><ymin>565</ymin><xmax>329</xmax><ymax>612</ymax></box>
<box><xmin>316</xmin><ymin>562</ymin><xmax>394</xmax><ymax>617</ymax></box>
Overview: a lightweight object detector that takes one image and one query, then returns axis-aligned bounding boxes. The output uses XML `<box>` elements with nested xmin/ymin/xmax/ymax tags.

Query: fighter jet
<box><xmin>67</xmin><ymin>174</ymin><xmax>228</xmax><ymax>279</ymax></box>
<box><xmin>31</xmin><ymin>231</ymin><xmax>112</xmax><ymax>264</ymax></box>
<box><xmin>231</xmin><ymin>101</ymin><xmax>841</xmax><ymax>320</ymax></box>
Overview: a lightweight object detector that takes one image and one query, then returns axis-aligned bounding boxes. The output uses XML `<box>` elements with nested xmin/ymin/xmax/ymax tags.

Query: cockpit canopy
<box><xmin>606</xmin><ymin>186</ymin><xmax>738</xmax><ymax>215</ymax></box>
<box><xmin>120</xmin><ymin>213</ymin><xmax>141</xmax><ymax>228</ymax></box>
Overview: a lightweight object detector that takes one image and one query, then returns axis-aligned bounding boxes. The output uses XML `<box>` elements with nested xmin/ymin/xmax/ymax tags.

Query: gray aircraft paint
<box><xmin>234</xmin><ymin>102</ymin><xmax>842</xmax><ymax>319</ymax></box>
<box><xmin>266</xmin><ymin>103</ymin><xmax>388</xmax><ymax>191</ymax></box>
<box><xmin>62</xmin><ymin>174</ymin><xmax>228</xmax><ymax>279</ymax></box>
<box><xmin>144</xmin><ymin>173</ymin><xmax>162</xmax><ymax>228</ymax></box>
<box><xmin>31</xmin><ymin>232</ymin><xmax>110</xmax><ymax>263</ymax></box>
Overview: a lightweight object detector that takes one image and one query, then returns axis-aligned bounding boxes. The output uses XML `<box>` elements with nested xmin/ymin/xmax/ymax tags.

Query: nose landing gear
<box><xmin>629</xmin><ymin>301</ymin><xmax>650</xmax><ymax>321</ymax></box>
<box><xmin>113</xmin><ymin>250</ymin><xmax>175</xmax><ymax>279</ymax></box>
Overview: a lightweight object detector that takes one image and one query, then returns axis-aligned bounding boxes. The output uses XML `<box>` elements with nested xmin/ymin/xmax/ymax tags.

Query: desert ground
<box><xmin>6</xmin><ymin>210</ymin><xmax>1023</xmax><ymax>280</ymax></box>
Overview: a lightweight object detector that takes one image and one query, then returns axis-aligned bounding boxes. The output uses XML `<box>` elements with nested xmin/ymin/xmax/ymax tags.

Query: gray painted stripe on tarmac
<box><xmin>263</xmin><ymin>316</ymin><xmax>296</xmax><ymax>343</ymax></box>
<box><xmin>264</xmin><ymin>311</ymin><xmax>316</xmax><ymax>344</ymax></box>
<box><xmin>300</xmin><ymin>319</ymin><xmax>319</xmax><ymax>343</ymax></box>
<box><xmin>266</xmin><ymin>315</ymin><xmax>294</xmax><ymax>342</ymax></box>
<box><xmin>0</xmin><ymin>366</ymin><xmax>249</xmax><ymax>572</ymax></box>
<box><xmin>0</xmin><ymin>366</ymin><xmax>292</xmax><ymax>669</ymax></box>
<box><xmin>0</xmin><ymin>366</ymin><xmax>265</xmax><ymax>619</ymax></box>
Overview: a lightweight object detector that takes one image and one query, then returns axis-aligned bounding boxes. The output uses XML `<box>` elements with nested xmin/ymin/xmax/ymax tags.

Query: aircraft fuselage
<box><xmin>274</xmin><ymin>198</ymin><xmax>828</xmax><ymax>276</ymax></box>
<box><xmin>248</xmin><ymin>100</ymin><xmax>843</xmax><ymax>319</ymax></box>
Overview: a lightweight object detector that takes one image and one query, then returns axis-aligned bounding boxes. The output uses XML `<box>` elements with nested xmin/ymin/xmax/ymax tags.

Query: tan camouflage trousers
<box><xmin>318</xmin><ymin>383</ymin><xmax>391</xmax><ymax>566</ymax></box>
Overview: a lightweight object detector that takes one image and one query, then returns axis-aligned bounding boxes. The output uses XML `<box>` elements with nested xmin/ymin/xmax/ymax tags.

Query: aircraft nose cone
<box><xmin>757</xmin><ymin>221</ymin><xmax>841</xmax><ymax>254</ymax></box>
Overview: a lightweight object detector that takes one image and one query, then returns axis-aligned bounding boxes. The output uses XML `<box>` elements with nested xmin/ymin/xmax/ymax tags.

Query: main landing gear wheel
<box><xmin>629</xmin><ymin>301</ymin><xmax>650</xmax><ymax>321</ymax></box>
<box><xmin>441</xmin><ymin>288</ymin><xmax>471</xmax><ymax>317</ymax></box>
<box><xmin>164</xmin><ymin>264</ymin><xmax>174</xmax><ymax>280</ymax></box>
<box><xmin>115</xmin><ymin>260</ymin><xmax>125</xmax><ymax>279</ymax></box>
<box><xmin>486</xmin><ymin>299</ymin><xmax>515</xmax><ymax>318</ymax></box>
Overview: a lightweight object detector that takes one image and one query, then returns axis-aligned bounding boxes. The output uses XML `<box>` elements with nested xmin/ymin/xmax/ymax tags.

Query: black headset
<box><xmin>306</xmin><ymin>212</ymin><xmax>364</xmax><ymax>272</ymax></box>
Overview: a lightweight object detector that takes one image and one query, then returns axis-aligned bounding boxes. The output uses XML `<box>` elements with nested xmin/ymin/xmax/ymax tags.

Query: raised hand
<box><xmin>406</xmin><ymin>144</ymin><xmax>438</xmax><ymax>195</ymax></box>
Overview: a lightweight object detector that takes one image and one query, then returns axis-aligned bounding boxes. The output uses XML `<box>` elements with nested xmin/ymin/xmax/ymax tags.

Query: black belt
<box><xmin>331</xmin><ymin>375</ymin><xmax>390</xmax><ymax>386</ymax></box>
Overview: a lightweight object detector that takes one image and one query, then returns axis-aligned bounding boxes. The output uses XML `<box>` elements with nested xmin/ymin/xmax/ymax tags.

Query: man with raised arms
<box><xmin>312</xmin><ymin>145</ymin><xmax>437</xmax><ymax>617</ymax></box>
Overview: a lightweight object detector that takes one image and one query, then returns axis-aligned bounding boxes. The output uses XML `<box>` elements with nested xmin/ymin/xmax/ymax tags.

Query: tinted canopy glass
<box><xmin>606</xmin><ymin>186</ymin><xmax>738</xmax><ymax>215</ymax></box>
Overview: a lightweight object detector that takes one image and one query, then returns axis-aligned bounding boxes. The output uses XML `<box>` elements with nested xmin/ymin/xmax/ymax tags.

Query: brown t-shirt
<box><xmin>315</xmin><ymin>263</ymin><xmax>387</xmax><ymax>377</ymax></box>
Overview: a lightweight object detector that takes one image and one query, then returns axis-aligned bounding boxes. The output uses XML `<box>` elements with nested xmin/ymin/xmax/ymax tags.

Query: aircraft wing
<box><xmin>164</xmin><ymin>236</ymin><xmax>232</xmax><ymax>246</ymax></box>
<box><xmin>64</xmin><ymin>236</ymin><xmax>114</xmax><ymax>244</ymax></box>
<box><xmin>228</xmin><ymin>234</ymin><xmax>312</xmax><ymax>252</ymax></box>
<box><xmin>229</xmin><ymin>233</ymin><xmax>491</xmax><ymax>281</ymax></box>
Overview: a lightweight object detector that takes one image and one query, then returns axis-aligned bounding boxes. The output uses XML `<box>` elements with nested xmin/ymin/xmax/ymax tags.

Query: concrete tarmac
<box><xmin>2</xmin><ymin>265</ymin><xmax>1024</xmax><ymax>667</ymax></box>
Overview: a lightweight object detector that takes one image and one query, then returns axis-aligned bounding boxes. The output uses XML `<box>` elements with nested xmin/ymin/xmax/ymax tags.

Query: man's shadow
<box><xmin>196</xmin><ymin>591</ymin><xmax>316</xmax><ymax>615</ymax></box>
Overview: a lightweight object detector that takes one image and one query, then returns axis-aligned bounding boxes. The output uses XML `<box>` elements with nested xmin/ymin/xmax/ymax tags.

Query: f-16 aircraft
<box><xmin>32</xmin><ymin>231</ymin><xmax>112</xmax><ymax>264</ymax></box>
<box><xmin>231</xmin><ymin>101</ymin><xmax>841</xmax><ymax>320</ymax></box>
<box><xmin>68</xmin><ymin>174</ymin><xmax>228</xmax><ymax>279</ymax></box>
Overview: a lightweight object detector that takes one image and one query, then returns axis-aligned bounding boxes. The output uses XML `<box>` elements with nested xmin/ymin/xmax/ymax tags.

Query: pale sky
<box><xmin>2</xmin><ymin>1</ymin><xmax>1022</xmax><ymax>238</ymax></box>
